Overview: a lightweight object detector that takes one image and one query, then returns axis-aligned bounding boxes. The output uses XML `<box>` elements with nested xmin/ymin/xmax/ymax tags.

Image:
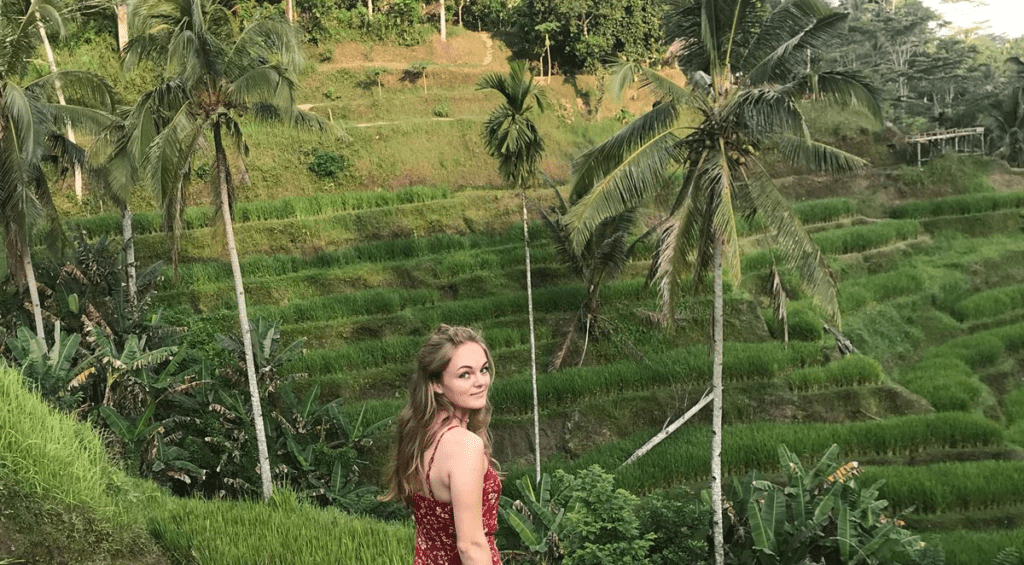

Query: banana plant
<box><xmin>498</xmin><ymin>471</ymin><xmax>581</xmax><ymax>565</ymax></box>
<box><xmin>714</xmin><ymin>444</ymin><xmax>922</xmax><ymax>565</ymax></box>
<box><xmin>5</xmin><ymin>321</ymin><xmax>85</xmax><ymax>398</ymax></box>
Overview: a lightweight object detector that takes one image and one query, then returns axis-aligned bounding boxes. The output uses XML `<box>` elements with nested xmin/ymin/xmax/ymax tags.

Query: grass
<box><xmin>145</xmin><ymin>489</ymin><xmax>414</xmax><ymax>565</ymax></box>
<box><xmin>510</xmin><ymin>412</ymin><xmax>1005</xmax><ymax>495</ymax></box>
<box><xmin>861</xmin><ymin>460</ymin><xmax>1024</xmax><ymax>514</ymax></box>
<box><xmin>0</xmin><ymin>365</ymin><xmax>165</xmax><ymax>563</ymax></box>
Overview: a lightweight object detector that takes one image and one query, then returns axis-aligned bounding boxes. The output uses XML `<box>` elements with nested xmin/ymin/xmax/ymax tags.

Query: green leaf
<box><xmin>497</xmin><ymin>505</ymin><xmax>543</xmax><ymax>548</ymax></box>
<box><xmin>837</xmin><ymin>502</ymin><xmax>852</xmax><ymax>562</ymax></box>
<box><xmin>298</xmin><ymin>382</ymin><xmax>319</xmax><ymax>420</ymax></box>
<box><xmin>749</xmin><ymin>497</ymin><xmax>775</xmax><ymax>554</ymax></box>
<box><xmin>762</xmin><ymin>488</ymin><xmax>785</xmax><ymax>551</ymax></box>
<box><xmin>812</xmin><ymin>495</ymin><xmax>834</xmax><ymax>525</ymax></box>
<box><xmin>100</xmin><ymin>406</ymin><xmax>134</xmax><ymax>442</ymax></box>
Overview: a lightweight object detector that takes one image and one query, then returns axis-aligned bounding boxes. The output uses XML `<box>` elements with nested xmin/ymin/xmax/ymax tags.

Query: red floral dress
<box><xmin>412</xmin><ymin>424</ymin><xmax>502</xmax><ymax>565</ymax></box>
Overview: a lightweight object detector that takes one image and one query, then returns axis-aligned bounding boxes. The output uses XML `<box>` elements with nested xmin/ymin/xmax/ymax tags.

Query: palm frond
<box><xmin>745</xmin><ymin>12</ymin><xmax>848</xmax><ymax>85</ymax></box>
<box><xmin>775</xmin><ymin>134</ymin><xmax>868</xmax><ymax>174</ymax></box>
<box><xmin>144</xmin><ymin>103</ymin><xmax>202</xmax><ymax>237</ymax></box>
<box><xmin>228</xmin><ymin>62</ymin><xmax>295</xmax><ymax>108</ymax></box>
<box><xmin>607</xmin><ymin>61</ymin><xmax>642</xmax><ymax>104</ymax></box>
<box><xmin>1</xmin><ymin>82</ymin><xmax>38</xmax><ymax>162</ymax></box>
<box><xmin>635</xmin><ymin>65</ymin><xmax>708</xmax><ymax>112</ymax></box>
<box><xmin>228</xmin><ymin>15</ymin><xmax>302</xmax><ymax>76</ymax></box>
<box><xmin>43</xmin><ymin>104</ymin><xmax>116</xmax><ymax>134</ymax></box>
<box><xmin>738</xmin><ymin>0</ymin><xmax>834</xmax><ymax>73</ymax></box>
<box><xmin>741</xmin><ymin>165</ymin><xmax>839</xmax><ymax>326</ymax></box>
<box><xmin>795</xmin><ymin>70</ymin><xmax>883</xmax><ymax>123</ymax></box>
<box><xmin>724</xmin><ymin>85</ymin><xmax>806</xmax><ymax>141</ymax></box>
<box><xmin>24</xmin><ymin>70</ymin><xmax>116</xmax><ymax>112</ymax></box>
<box><xmin>564</xmin><ymin>101</ymin><xmax>689</xmax><ymax>251</ymax></box>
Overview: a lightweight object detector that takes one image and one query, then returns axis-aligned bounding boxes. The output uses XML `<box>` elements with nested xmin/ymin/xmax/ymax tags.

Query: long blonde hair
<box><xmin>377</xmin><ymin>325</ymin><xmax>504</xmax><ymax>508</ymax></box>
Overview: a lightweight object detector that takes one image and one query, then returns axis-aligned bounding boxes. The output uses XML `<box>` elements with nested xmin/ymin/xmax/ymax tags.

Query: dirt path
<box><xmin>480</xmin><ymin>32</ymin><xmax>493</xmax><ymax>66</ymax></box>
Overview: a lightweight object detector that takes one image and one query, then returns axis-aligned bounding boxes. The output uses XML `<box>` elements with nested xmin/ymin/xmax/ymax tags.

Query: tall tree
<box><xmin>1</xmin><ymin>0</ymin><xmax>114</xmax><ymax>345</ymax></box>
<box><xmin>123</xmin><ymin>0</ymin><xmax>335</xmax><ymax>500</ymax></box>
<box><xmin>477</xmin><ymin>60</ymin><xmax>547</xmax><ymax>485</ymax></box>
<box><xmin>35</xmin><ymin>11</ymin><xmax>83</xmax><ymax>201</ymax></box>
<box><xmin>562</xmin><ymin>1</ymin><xmax>882</xmax><ymax>562</ymax></box>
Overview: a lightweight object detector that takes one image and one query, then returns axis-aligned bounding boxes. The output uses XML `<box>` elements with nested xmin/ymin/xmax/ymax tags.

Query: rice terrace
<box><xmin>2</xmin><ymin>0</ymin><xmax>1024</xmax><ymax>564</ymax></box>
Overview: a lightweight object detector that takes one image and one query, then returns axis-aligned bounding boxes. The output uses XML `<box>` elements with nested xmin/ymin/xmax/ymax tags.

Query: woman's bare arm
<box><xmin>447</xmin><ymin>429</ymin><xmax>491</xmax><ymax>565</ymax></box>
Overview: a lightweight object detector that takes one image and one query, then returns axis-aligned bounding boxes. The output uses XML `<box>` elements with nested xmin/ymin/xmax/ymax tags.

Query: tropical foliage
<box><xmin>562</xmin><ymin>0</ymin><xmax>883</xmax><ymax>561</ymax></box>
<box><xmin>0</xmin><ymin>0</ymin><xmax>115</xmax><ymax>342</ymax></box>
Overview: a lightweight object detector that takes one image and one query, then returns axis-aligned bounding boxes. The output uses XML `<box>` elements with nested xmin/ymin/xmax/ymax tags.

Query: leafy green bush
<box><xmin>721</xmin><ymin>444</ymin><xmax>923</xmax><ymax>565</ymax></box>
<box><xmin>307</xmin><ymin>149</ymin><xmax>348</xmax><ymax>178</ymax></box>
<box><xmin>558</xmin><ymin>465</ymin><xmax>657</xmax><ymax>565</ymax></box>
<box><xmin>432</xmin><ymin>102</ymin><xmax>452</xmax><ymax>118</ymax></box>
<box><xmin>637</xmin><ymin>487</ymin><xmax>710</xmax><ymax>565</ymax></box>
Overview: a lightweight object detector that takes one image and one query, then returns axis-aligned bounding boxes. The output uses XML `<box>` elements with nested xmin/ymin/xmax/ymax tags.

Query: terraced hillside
<box><xmin>53</xmin><ymin>158</ymin><xmax>1020</xmax><ymax>563</ymax></box>
<box><xmin>12</xmin><ymin>30</ymin><xmax>1024</xmax><ymax>564</ymax></box>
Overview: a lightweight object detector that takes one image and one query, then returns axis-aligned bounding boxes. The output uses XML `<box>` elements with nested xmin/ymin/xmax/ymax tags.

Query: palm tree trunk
<box><xmin>115</xmin><ymin>3</ymin><xmax>128</xmax><ymax>51</ymax></box>
<box><xmin>37</xmin><ymin>16</ymin><xmax>83</xmax><ymax>201</ymax></box>
<box><xmin>711</xmin><ymin>234</ymin><xmax>724</xmax><ymax>565</ymax></box>
<box><xmin>214</xmin><ymin>121</ymin><xmax>273</xmax><ymax>500</ymax></box>
<box><xmin>122</xmin><ymin>204</ymin><xmax>137</xmax><ymax>308</ymax></box>
<box><xmin>285</xmin><ymin>0</ymin><xmax>293</xmax><ymax>23</ymax></box>
<box><xmin>523</xmin><ymin>189</ymin><xmax>540</xmax><ymax>485</ymax></box>
<box><xmin>440</xmin><ymin>0</ymin><xmax>446</xmax><ymax>41</ymax></box>
<box><xmin>366</xmin><ymin>0</ymin><xmax>372</xmax><ymax>17</ymax></box>
<box><xmin>22</xmin><ymin>245</ymin><xmax>45</xmax><ymax>346</ymax></box>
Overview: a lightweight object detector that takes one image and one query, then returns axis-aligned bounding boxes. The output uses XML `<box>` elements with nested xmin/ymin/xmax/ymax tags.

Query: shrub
<box><xmin>637</xmin><ymin>488</ymin><xmax>710</xmax><ymax>565</ymax></box>
<box><xmin>432</xmin><ymin>102</ymin><xmax>452</xmax><ymax>118</ymax></box>
<box><xmin>307</xmin><ymin>149</ymin><xmax>348</xmax><ymax>178</ymax></box>
<box><xmin>721</xmin><ymin>445</ymin><xmax>924</xmax><ymax>565</ymax></box>
<box><xmin>557</xmin><ymin>465</ymin><xmax>657</xmax><ymax>565</ymax></box>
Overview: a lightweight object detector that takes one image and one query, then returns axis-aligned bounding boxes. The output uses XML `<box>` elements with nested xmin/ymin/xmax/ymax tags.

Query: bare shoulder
<box><xmin>439</xmin><ymin>426</ymin><xmax>485</xmax><ymax>460</ymax></box>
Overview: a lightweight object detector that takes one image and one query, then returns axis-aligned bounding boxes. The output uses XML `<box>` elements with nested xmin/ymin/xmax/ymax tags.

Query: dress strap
<box><xmin>425</xmin><ymin>424</ymin><xmax>462</xmax><ymax>499</ymax></box>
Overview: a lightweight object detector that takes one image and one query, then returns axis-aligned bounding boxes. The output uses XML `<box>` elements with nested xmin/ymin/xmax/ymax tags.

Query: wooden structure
<box><xmin>905</xmin><ymin>127</ymin><xmax>985</xmax><ymax>167</ymax></box>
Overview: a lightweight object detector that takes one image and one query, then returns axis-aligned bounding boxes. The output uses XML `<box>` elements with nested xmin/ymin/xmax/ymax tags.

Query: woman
<box><xmin>379</xmin><ymin>325</ymin><xmax>504</xmax><ymax>565</ymax></box>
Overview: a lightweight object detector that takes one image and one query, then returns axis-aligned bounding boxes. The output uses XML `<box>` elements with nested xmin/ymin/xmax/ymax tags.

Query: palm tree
<box><xmin>34</xmin><ymin>7</ymin><xmax>84</xmax><ymax>201</ymax></box>
<box><xmin>561</xmin><ymin>1</ymin><xmax>881</xmax><ymax>562</ymax></box>
<box><xmin>1</xmin><ymin>0</ymin><xmax>115</xmax><ymax>345</ymax></box>
<box><xmin>477</xmin><ymin>60</ymin><xmax>547</xmax><ymax>485</ymax></box>
<box><xmin>123</xmin><ymin>0</ymin><xmax>335</xmax><ymax>500</ymax></box>
<box><xmin>541</xmin><ymin>190</ymin><xmax>651</xmax><ymax>370</ymax></box>
<box><xmin>985</xmin><ymin>58</ymin><xmax>1024</xmax><ymax>167</ymax></box>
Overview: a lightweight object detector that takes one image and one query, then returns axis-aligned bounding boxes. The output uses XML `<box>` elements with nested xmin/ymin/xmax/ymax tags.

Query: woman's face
<box><xmin>431</xmin><ymin>342</ymin><xmax>491</xmax><ymax>416</ymax></box>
